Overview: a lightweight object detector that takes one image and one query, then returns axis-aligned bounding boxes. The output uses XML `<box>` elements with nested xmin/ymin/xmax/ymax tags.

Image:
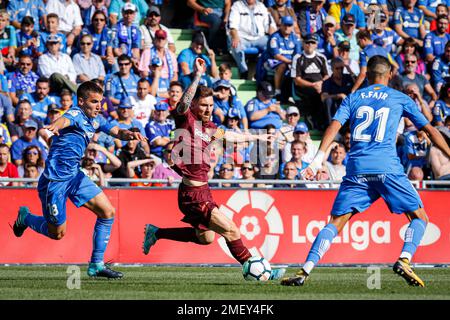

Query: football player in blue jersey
<box><xmin>12</xmin><ymin>81</ymin><xmax>147</xmax><ymax>279</ymax></box>
<box><xmin>281</xmin><ymin>56</ymin><xmax>450</xmax><ymax>287</ymax></box>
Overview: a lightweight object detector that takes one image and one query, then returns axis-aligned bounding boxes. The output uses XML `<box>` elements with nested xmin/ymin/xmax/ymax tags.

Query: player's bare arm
<box><xmin>109</xmin><ymin>127</ymin><xmax>148</xmax><ymax>142</ymax></box>
<box><xmin>44</xmin><ymin>116</ymin><xmax>71</xmax><ymax>136</ymax></box>
<box><xmin>176</xmin><ymin>58</ymin><xmax>206</xmax><ymax>115</ymax></box>
<box><xmin>422</xmin><ymin>123</ymin><xmax>450</xmax><ymax>159</ymax></box>
<box><xmin>223</xmin><ymin>130</ymin><xmax>275</xmax><ymax>143</ymax></box>
<box><xmin>303</xmin><ymin>120</ymin><xmax>342</xmax><ymax>180</ymax></box>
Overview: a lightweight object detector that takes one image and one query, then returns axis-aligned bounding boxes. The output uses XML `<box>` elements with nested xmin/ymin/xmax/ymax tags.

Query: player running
<box><xmin>281</xmin><ymin>55</ymin><xmax>450</xmax><ymax>287</ymax></box>
<box><xmin>12</xmin><ymin>81</ymin><xmax>147</xmax><ymax>279</ymax></box>
<box><xmin>142</xmin><ymin>58</ymin><xmax>285</xmax><ymax>280</ymax></box>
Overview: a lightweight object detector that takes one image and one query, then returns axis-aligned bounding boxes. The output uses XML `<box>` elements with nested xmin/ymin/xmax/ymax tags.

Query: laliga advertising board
<box><xmin>0</xmin><ymin>189</ymin><xmax>448</xmax><ymax>264</ymax></box>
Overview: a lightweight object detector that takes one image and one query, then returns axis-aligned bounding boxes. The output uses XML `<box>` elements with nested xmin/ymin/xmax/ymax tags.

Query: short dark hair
<box><xmin>437</xmin><ymin>14</ymin><xmax>449</xmax><ymax>22</ymax></box>
<box><xmin>60</xmin><ymin>89</ymin><xmax>72</xmax><ymax>98</ymax></box>
<box><xmin>47</xmin><ymin>13</ymin><xmax>59</xmax><ymax>21</ymax></box>
<box><xmin>193</xmin><ymin>85</ymin><xmax>213</xmax><ymax>101</ymax></box>
<box><xmin>356</xmin><ymin>29</ymin><xmax>371</xmax><ymax>40</ymax></box>
<box><xmin>36</xmin><ymin>77</ymin><xmax>50</xmax><ymax>85</ymax></box>
<box><xmin>169</xmin><ymin>81</ymin><xmax>184</xmax><ymax>90</ymax></box>
<box><xmin>117</xmin><ymin>54</ymin><xmax>132</xmax><ymax>63</ymax></box>
<box><xmin>77</xmin><ymin>81</ymin><xmax>104</xmax><ymax>100</ymax></box>
<box><xmin>0</xmin><ymin>143</ymin><xmax>10</xmax><ymax>150</ymax></box>
<box><xmin>21</xmin><ymin>16</ymin><xmax>34</xmax><ymax>26</ymax></box>
<box><xmin>138</xmin><ymin>78</ymin><xmax>150</xmax><ymax>86</ymax></box>
<box><xmin>367</xmin><ymin>55</ymin><xmax>392</xmax><ymax>81</ymax></box>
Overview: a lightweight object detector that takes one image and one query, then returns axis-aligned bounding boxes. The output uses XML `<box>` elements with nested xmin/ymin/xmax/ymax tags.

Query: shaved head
<box><xmin>367</xmin><ymin>55</ymin><xmax>392</xmax><ymax>83</ymax></box>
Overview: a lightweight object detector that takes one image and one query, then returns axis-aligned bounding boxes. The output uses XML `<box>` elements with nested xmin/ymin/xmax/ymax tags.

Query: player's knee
<box><xmin>199</xmin><ymin>233</ymin><xmax>215</xmax><ymax>245</ymax></box>
<box><xmin>98</xmin><ymin>206</ymin><xmax>115</xmax><ymax>219</ymax></box>
<box><xmin>226</xmin><ymin>221</ymin><xmax>240</xmax><ymax>239</ymax></box>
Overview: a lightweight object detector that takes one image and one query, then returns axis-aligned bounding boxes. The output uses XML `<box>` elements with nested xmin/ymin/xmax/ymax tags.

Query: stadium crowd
<box><xmin>0</xmin><ymin>0</ymin><xmax>450</xmax><ymax>188</ymax></box>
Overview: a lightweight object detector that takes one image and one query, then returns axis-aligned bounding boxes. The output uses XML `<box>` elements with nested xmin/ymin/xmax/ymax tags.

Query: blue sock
<box><xmin>400</xmin><ymin>218</ymin><xmax>427</xmax><ymax>261</ymax></box>
<box><xmin>24</xmin><ymin>214</ymin><xmax>49</xmax><ymax>237</ymax></box>
<box><xmin>90</xmin><ymin>217</ymin><xmax>114</xmax><ymax>264</ymax></box>
<box><xmin>303</xmin><ymin>224</ymin><xmax>338</xmax><ymax>274</ymax></box>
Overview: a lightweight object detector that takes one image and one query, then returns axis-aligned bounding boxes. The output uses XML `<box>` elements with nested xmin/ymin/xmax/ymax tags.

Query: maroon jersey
<box><xmin>170</xmin><ymin>108</ymin><xmax>223</xmax><ymax>183</ymax></box>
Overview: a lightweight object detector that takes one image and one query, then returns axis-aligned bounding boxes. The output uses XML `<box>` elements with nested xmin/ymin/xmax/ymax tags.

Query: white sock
<box><xmin>302</xmin><ymin>261</ymin><xmax>315</xmax><ymax>274</ymax></box>
<box><xmin>399</xmin><ymin>252</ymin><xmax>412</xmax><ymax>261</ymax></box>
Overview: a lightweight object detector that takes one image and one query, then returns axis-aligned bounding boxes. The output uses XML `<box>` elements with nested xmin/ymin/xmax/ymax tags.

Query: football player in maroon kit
<box><xmin>142</xmin><ymin>58</ymin><xmax>286</xmax><ymax>280</ymax></box>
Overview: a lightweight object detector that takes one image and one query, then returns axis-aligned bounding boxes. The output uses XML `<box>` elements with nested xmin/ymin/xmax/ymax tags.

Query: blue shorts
<box><xmin>331</xmin><ymin>174</ymin><xmax>423</xmax><ymax>216</ymax></box>
<box><xmin>38</xmin><ymin>171</ymin><xmax>102</xmax><ymax>226</ymax></box>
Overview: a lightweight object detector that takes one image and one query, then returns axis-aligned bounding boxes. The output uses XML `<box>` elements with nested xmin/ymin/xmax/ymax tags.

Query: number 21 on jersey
<box><xmin>353</xmin><ymin>106</ymin><xmax>390</xmax><ymax>142</ymax></box>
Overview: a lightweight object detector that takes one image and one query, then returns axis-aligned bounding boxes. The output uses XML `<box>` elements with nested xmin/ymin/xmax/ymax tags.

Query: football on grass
<box><xmin>242</xmin><ymin>256</ymin><xmax>272</xmax><ymax>281</ymax></box>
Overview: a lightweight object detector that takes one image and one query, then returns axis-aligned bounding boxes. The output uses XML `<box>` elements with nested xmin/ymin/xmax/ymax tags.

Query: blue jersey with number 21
<box><xmin>333</xmin><ymin>84</ymin><xmax>429</xmax><ymax>175</ymax></box>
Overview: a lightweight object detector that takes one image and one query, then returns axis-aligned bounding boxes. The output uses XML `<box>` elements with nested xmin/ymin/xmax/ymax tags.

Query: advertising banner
<box><xmin>1</xmin><ymin>189</ymin><xmax>448</xmax><ymax>264</ymax></box>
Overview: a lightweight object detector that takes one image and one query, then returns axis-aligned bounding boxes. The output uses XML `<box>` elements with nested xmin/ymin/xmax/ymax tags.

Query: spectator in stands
<box><xmin>336</xmin><ymin>40</ymin><xmax>359</xmax><ymax>76</ymax></box>
<box><xmin>279</xmin><ymin>140</ymin><xmax>309</xmax><ymax>178</ymax></box>
<box><xmin>429</xmin><ymin>126</ymin><xmax>450</xmax><ymax>180</ymax></box>
<box><xmin>8</xmin><ymin>100</ymin><xmax>44</xmax><ymax>142</ymax></box>
<box><xmin>106</xmin><ymin>54</ymin><xmax>140</xmax><ymax>105</ymax></box>
<box><xmin>279</xmin><ymin>106</ymin><xmax>300</xmax><ymax>149</ymax></box>
<box><xmin>17</xmin><ymin>145</ymin><xmax>45</xmax><ymax>178</ymax></box>
<box><xmin>109</xmin><ymin>0</ymin><xmax>149</xmax><ymax>26</ymax></box>
<box><xmin>111</xmin><ymin>97</ymin><xmax>149</xmax><ymax>154</ymax></box>
<box><xmin>73</xmin><ymin>34</ymin><xmax>106</xmax><ymax>83</ymax></box>
<box><xmin>81</xmin><ymin>154</ymin><xmax>106</xmax><ymax>187</ymax></box>
<box><xmin>274</xmin><ymin>161</ymin><xmax>300</xmax><ymax>188</ymax></box>
<box><xmin>1</xmin><ymin>124</ymin><xmax>14</xmax><ymax>147</ymax></box>
<box><xmin>80</xmin><ymin>10</ymin><xmax>115</xmax><ymax>73</ymax></box>
<box><xmin>178</xmin><ymin>31</ymin><xmax>218</xmax><ymax>87</ymax></box>
<box><xmin>0</xmin><ymin>94</ymin><xmax>14</xmax><ymax>124</ymax></box>
<box><xmin>297</xmin><ymin>0</ymin><xmax>327</xmax><ymax>36</ymax></box>
<box><xmin>212</xmin><ymin>63</ymin><xmax>238</xmax><ymax>97</ymax></box>
<box><xmin>403</xmin><ymin>83</ymin><xmax>433</xmax><ymax>132</ymax></box>
<box><xmin>167</xmin><ymin>81</ymin><xmax>184</xmax><ymax>111</ymax></box>
<box><xmin>59</xmin><ymin>89</ymin><xmax>74</xmax><ymax>112</ymax></box>
<box><xmin>140</xmin><ymin>6</ymin><xmax>175</xmax><ymax>52</ymax></box>
<box><xmin>0</xmin><ymin>143</ymin><xmax>20</xmax><ymax>186</ymax></box>
<box><xmin>37</xmin><ymin>34</ymin><xmax>77</xmax><ymax>94</ymax></box>
<box><xmin>228</xmin><ymin>0</ymin><xmax>276</xmax><ymax>79</ymax></box>
<box><xmin>10</xmin><ymin>119</ymin><xmax>47</xmax><ymax>165</ymax></box>
<box><xmin>357</xmin><ymin>0</ymin><xmax>389</xmax><ymax>17</ymax></box>
<box><xmin>328</xmin><ymin>0</ymin><xmax>367</xmax><ymax>29</ymax></box>
<box><xmin>263</xmin><ymin>16</ymin><xmax>301</xmax><ymax>100</ymax></box>
<box><xmin>370</xmin><ymin>11</ymin><xmax>403</xmax><ymax>55</ymax></box>
<box><xmin>284</xmin><ymin>121</ymin><xmax>318</xmax><ymax>163</ymax></box>
<box><xmin>187</xmin><ymin>0</ymin><xmax>231</xmax><ymax>55</ymax></box>
<box><xmin>245</xmin><ymin>81</ymin><xmax>285</xmax><ymax>130</ymax></box>
<box><xmin>325</xmin><ymin>142</ymin><xmax>346</xmax><ymax>183</ymax></box>
<box><xmin>81</xmin><ymin>0</ymin><xmax>109</xmax><ymax>27</ymax></box>
<box><xmin>45</xmin><ymin>0</ymin><xmax>83</xmax><ymax>49</ymax></box>
<box><xmin>394</xmin><ymin>0</ymin><xmax>426</xmax><ymax>47</ymax></box>
<box><xmin>431</xmin><ymin>41</ymin><xmax>450</xmax><ymax>93</ymax></box>
<box><xmin>112</xmin><ymin>132</ymin><xmax>148</xmax><ymax>182</ymax></box>
<box><xmin>255</xmin><ymin>151</ymin><xmax>279</xmax><ymax>185</ymax></box>
<box><xmin>45</xmin><ymin>103</ymin><xmax>63</xmax><ymax>125</ymax></box>
<box><xmin>8</xmin><ymin>0</ymin><xmax>46</xmax><ymax>31</ymax></box>
<box><xmin>268</xmin><ymin>0</ymin><xmax>300</xmax><ymax>35</ymax></box>
<box><xmin>112</xmin><ymin>3</ymin><xmax>141</xmax><ymax>66</ymax></box>
<box><xmin>39</xmin><ymin>13</ymin><xmax>68</xmax><ymax>54</ymax></box>
<box><xmin>152</xmin><ymin>141</ymin><xmax>182</xmax><ymax>186</ymax></box>
<box><xmin>130</xmin><ymin>78</ymin><xmax>157</xmax><ymax>128</ymax></box>
<box><xmin>127</xmin><ymin>157</ymin><xmax>157</xmax><ymax>187</ymax></box>
<box><xmin>0</xmin><ymin>10</ymin><xmax>17</xmax><ymax>66</ymax></box>
<box><xmin>418</xmin><ymin>0</ymin><xmax>444</xmax><ymax>22</ymax></box>
<box><xmin>140</xmin><ymin>30</ymin><xmax>178</xmax><ymax>95</ymax></box>
<box><xmin>352</xmin><ymin>29</ymin><xmax>397</xmax><ymax>93</ymax></box>
<box><xmin>321</xmin><ymin>57</ymin><xmax>355</xmax><ymax>126</ymax></box>
<box><xmin>394</xmin><ymin>37</ymin><xmax>427</xmax><ymax>76</ymax></box>
<box><xmin>433</xmin><ymin>82</ymin><xmax>450</xmax><ymax>126</ymax></box>
<box><xmin>216</xmin><ymin>162</ymin><xmax>236</xmax><ymax>187</ymax></box>
<box><xmin>85</xmin><ymin>142</ymin><xmax>122</xmax><ymax>178</ymax></box>
<box><xmin>15</xmin><ymin>17</ymin><xmax>41</xmax><ymax>60</ymax></box>
<box><xmin>317</xmin><ymin>15</ymin><xmax>339</xmax><ymax>60</ymax></box>
<box><xmin>424</xmin><ymin>14</ymin><xmax>450</xmax><ymax>63</ymax></box>
<box><xmin>23</xmin><ymin>163</ymin><xmax>40</xmax><ymax>186</ymax></box>
<box><xmin>335</xmin><ymin>14</ymin><xmax>359</xmax><ymax>62</ymax></box>
<box><xmin>212</xmin><ymin>79</ymin><xmax>248</xmax><ymax>129</ymax></box>
<box><xmin>429</xmin><ymin>4</ymin><xmax>450</xmax><ymax>32</ymax></box>
<box><xmin>291</xmin><ymin>33</ymin><xmax>328</xmax><ymax>130</ymax></box>
<box><xmin>145</xmin><ymin>101</ymin><xmax>175</xmax><ymax>160</ymax></box>
<box><xmin>306</xmin><ymin>166</ymin><xmax>332</xmax><ymax>188</ymax></box>
<box><xmin>399</xmin><ymin>54</ymin><xmax>438</xmax><ymax>105</ymax></box>
<box><xmin>19</xmin><ymin>77</ymin><xmax>60</xmax><ymax>122</ymax></box>
<box><xmin>238</xmin><ymin>161</ymin><xmax>256</xmax><ymax>188</ymax></box>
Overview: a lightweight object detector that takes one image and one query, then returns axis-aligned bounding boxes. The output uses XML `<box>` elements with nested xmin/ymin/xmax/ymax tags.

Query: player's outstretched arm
<box><xmin>44</xmin><ymin>116</ymin><xmax>71</xmax><ymax>136</ymax></box>
<box><xmin>176</xmin><ymin>58</ymin><xmax>206</xmax><ymax>115</ymax></box>
<box><xmin>223</xmin><ymin>130</ymin><xmax>275</xmax><ymax>143</ymax></box>
<box><xmin>303</xmin><ymin>120</ymin><xmax>342</xmax><ymax>180</ymax></box>
<box><xmin>422</xmin><ymin>124</ymin><xmax>450</xmax><ymax>159</ymax></box>
<box><xmin>110</xmin><ymin>127</ymin><xmax>148</xmax><ymax>142</ymax></box>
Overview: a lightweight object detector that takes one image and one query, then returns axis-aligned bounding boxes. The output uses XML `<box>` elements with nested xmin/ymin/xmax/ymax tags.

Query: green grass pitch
<box><xmin>0</xmin><ymin>266</ymin><xmax>449</xmax><ymax>300</ymax></box>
